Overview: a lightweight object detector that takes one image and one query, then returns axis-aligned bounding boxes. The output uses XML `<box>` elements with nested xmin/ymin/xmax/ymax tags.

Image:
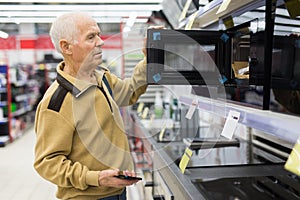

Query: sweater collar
<box><xmin>56</xmin><ymin>61</ymin><xmax>106</xmax><ymax>98</ymax></box>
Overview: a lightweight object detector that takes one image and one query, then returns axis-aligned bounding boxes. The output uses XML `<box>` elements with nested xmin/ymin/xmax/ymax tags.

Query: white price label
<box><xmin>221</xmin><ymin>110</ymin><xmax>240</xmax><ymax>139</ymax></box>
<box><xmin>185</xmin><ymin>99</ymin><xmax>198</xmax><ymax>120</ymax></box>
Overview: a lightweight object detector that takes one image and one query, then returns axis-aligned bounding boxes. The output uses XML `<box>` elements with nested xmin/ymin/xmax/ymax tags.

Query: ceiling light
<box><xmin>0</xmin><ymin>17</ymin><xmax>149</xmax><ymax>24</ymax></box>
<box><xmin>0</xmin><ymin>4</ymin><xmax>162</xmax><ymax>11</ymax></box>
<box><xmin>0</xmin><ymin>0</ymin><xmax>162</xmax><ymax>3</ymax></box>
<box><xmin>0</xmin><ymin>30</ymin><xmax>9</xmax><ymax>39</ymax></box>
<box><xmin>0</xmin><ymin>3</ymin><xmax>161</xmax><ymax>24</ymax></box>
<box><xmin>0</xmin><ymin>11</ymin><xmax>152</xmax><ymax>17</ymax></box>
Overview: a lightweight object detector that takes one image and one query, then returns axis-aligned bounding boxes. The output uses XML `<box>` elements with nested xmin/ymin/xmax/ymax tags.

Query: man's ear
<box><xmin>60</xmin><ymin>39</ymin><xmax>72</xmax><ymax>55</ymax></box>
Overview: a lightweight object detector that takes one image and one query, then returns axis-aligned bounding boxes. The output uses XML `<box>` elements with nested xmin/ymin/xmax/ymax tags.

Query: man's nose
<box><xmin>96</xmin><ymin>35</ymin><xmax>104</xmax><ymax>47</ymax></box>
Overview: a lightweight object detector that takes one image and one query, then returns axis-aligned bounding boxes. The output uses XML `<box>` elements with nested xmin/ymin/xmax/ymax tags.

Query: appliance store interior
<box><xmin>1</xmin><ymin>0</ymin><xmax>300</xmax><ymax>199</ymax></box>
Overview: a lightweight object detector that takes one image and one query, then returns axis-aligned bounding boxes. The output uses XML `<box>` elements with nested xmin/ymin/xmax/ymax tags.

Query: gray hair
<box><xmin>49</xmin><ymin>12</ymin><xmax>91</xmax><ymax>54</ymax></box>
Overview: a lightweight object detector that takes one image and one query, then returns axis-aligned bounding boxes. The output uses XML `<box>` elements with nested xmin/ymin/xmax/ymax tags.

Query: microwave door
<box><xmin>147</xmin><ymin>29</ymin><xmax>227</xmax><ymax>85</ymax></box>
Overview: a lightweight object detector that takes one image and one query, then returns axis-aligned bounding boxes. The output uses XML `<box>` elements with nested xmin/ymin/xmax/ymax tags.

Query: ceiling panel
<box><xmin>0</xmin><ymin>1</ymin><xmax>162</xmax><ymax>24</ymax></box>
<box><xmin>0</xmin><ymin>0</ymin><xmax>162</xmax><ymax>3</ymax></box>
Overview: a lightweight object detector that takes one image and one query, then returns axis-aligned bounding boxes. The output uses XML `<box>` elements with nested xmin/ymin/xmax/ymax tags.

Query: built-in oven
<box><xmin>249</xmin><ymin>31</ymin><xmax>300</xmax><ymax>90</ymax></box>
<box><xmin>146</xmin><ymin>29</ymin><xmax>229</xmax><ymax>85</ymax></box>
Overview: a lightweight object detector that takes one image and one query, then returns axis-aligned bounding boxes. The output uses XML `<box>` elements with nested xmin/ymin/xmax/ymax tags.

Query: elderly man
<box><xmin>34</xmin><ymin>12</ymin><xmax>148</xmax><ymax>200</ymax></box>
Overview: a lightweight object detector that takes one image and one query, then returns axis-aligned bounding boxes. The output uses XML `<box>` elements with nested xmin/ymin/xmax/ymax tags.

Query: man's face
<box><xmin>71</xmin><ymin>17</ymin><xmax>104</xmax><ymax>69</ymax></box>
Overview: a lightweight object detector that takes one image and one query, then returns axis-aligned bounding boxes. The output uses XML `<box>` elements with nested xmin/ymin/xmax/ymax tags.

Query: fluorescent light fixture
<box><xmin>0</xmin><ymin>17</ymin><xmax>148</xmax><ymax>24</ymax></box>
<box><xmin>0</xmin><ymin>4</ymin><xmax>162</xmax><ymax>11</ymax></box>
<box><xmin>0</xmin><ymin>11</ymin><xmax>152</xmax><ymax>17</ymax></box>
<box><xmin>0</xmin><ymin>3</ymin><xmax>160</xmax><ymax>23</ymax></box>
<box><xmin>0</xmin><ymin>0</ymin><xmax>162</xmax><ymax>3</ymax></box>
<box><xmin>0</xmin><ymin>30</ymin><xmax>9</xmax><ymax>39</ymax></box>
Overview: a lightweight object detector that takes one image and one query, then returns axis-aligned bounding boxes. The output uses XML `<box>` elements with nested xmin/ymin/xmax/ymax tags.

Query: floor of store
<box><xmin>0</xmin><ymin>127</ymin><xmax>141</xmax><ymax>200</ymax></box>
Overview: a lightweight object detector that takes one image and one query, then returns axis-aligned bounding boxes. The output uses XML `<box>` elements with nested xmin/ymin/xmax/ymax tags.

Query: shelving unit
<box><xmin>179</xmin><ymin>95</ymin><xmax>300</xmax><ymax>143</ymax></box>
<box><xmin>178</xmin><ymin>0</ymin><xmax>267</xmax><ymax>29</ymax></box>
<box><xmin>173</xmin><ymin>0</ymin><xmax>300</xmax><ymax>144</ymax></box>
<box><xmin>0</xmin><ymin>64</ymin><xmax>39</xmax><ymax>147</ymax></box>
<box><xmin>135</xmin><ymin>1</ymin><xmax>300</xmax><ymax>196</ymax></box>
<box><xmin>0</xmin><ymin>65</ymin><xmax>11</xmax><ymax>147</ymax></box>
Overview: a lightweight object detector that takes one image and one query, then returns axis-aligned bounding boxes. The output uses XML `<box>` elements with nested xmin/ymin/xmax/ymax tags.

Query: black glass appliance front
<box><xmin>146</xmin><ymin>29</ymin><xmax>229</xmax><ymax>85</ymax></box>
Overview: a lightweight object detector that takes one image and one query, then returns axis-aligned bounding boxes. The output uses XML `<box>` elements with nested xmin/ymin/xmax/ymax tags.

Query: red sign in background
<box><xmin>20</xmin><ymin>39</ymin><xmax>35</xmax><ymax>49</ymax></box>
<box><xmin>0</xmin><ymin>36</ymin><xmax>17</xmax><ymax>49</ymax></box>
<box><xmin>0</xmin><ymin>34</ymin><xmax>121</xmax><ymax>50</ymax></box>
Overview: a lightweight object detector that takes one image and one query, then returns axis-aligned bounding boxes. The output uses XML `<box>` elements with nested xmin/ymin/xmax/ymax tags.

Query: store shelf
<box><xmin>179</xmin><ymin>95</ymin><xmax>300</xmax><ymax>144</ymax></box>
<box><xmin>0</xmin><ymin>101</ymin><xmax>7</xmax><ymax>106</ymax></box>
<box><xmin>14</xmin><ymin>92</ymin><xmax>36</xmax><ymax>102</ymax></box>
<box><xmin>0</xmin><ymin>118</ymin><xmax>8</xmax><ymax>123</ymax></box>
<box><xmin>12</xmin><ymin>105</ymin><xmax>33</xmax><ymax>117</ymax></box>
<box><xmin>0</xmin><ymin>136</ymin><xmax>10</xmax><ymax>147</ymax></box>
<box><xmin>13</xmin><ymin>81</ymin><xmax>27</xmax><ymax>87</ymax></box>
<box><xmin>0</xmin><ymin>88</ymin><xmax>7</xmax><ymax>93</ymax></box>
<box><xmin>0</xmin><ymin>64</ymin><xmax>39</xmax><ymax>147</ymax></box>
<box><xmin>179</xmin><ymin>0</ymin><xmax>266</xmax><ymax>28</ymax></box>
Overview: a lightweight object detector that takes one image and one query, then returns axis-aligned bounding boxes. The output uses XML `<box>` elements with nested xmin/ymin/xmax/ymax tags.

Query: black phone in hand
<box><xmin>114</xmin><ymin>174</ymin><xmax>142</xmax><ymax>180</ymax></box>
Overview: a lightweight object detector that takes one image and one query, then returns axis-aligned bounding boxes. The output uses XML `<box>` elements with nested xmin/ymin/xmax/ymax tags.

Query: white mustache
<box><xmin>93</xmin><ymin>49</ymin><xmax>102</xmax><ymax>55</ymax></box>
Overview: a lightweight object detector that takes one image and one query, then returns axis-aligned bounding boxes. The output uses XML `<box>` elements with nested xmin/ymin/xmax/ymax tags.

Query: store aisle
<box><xmin>0</xmin><ymin>127</ymin><xmax>143</xmax><ymax>200</ymax></box>
<box><xmin>0</xmin><ymin>127</ymin><xmax>57</xmax><ymax>200</ymax></box>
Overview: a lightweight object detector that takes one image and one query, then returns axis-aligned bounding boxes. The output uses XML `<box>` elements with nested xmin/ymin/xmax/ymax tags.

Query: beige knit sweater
<box><xmin>34</xmin><ymin>59</ymin><xmax>147</xmax><ymax>199</ymax></box>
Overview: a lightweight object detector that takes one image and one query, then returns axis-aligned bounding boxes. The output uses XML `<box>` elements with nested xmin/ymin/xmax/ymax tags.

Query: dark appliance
<box><xmin>146</xmin><ymin>29</ymin><xmax>230</xmax><ymax>85</ymax></box>
<box><xmin>146</xmin><ymin>20</ymin><xmax>258</xmax><ymax>86</ymax></box>
<box><xmin>250</xmin><ymin>31</ymin><xmax>300</xmax><ymax>90</ymax></box>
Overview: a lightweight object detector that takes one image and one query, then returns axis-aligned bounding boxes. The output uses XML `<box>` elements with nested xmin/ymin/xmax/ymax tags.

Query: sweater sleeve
<box><xmin>108</xmin><ymin>58</ymin><xmax>148</xmax><ymax>106</ymax></box>
<box><xmin>34</xmin><ymin>107</ymin><xmax>99</xmax><ymax>190</ymax></box>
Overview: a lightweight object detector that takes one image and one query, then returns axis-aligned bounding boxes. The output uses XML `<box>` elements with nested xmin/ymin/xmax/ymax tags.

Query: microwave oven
<box><xmin>249</xmin><ymin>31</ymin><xmax>300</xmax><ymax>90</ymax></box>
<box><xmin>146</xmin><ymin>29</ymin><xmax>230</xmax><ymax>85</ymax></box>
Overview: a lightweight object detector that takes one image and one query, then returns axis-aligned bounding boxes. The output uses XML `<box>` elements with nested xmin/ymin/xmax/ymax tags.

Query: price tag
<box><xmin>185</xmin><ymin>99</ymin><xmax>198</xmax><ymax>120</ymax></box>
<box><xmin>141</xmin><ymin>107</ymin><xmax>149</xmax><ymax>119</ymax></box>
<box><xmin>137</xmin><ymin>102</ymin><xmax>144</xmax><ymax>114</ymax></box>
<box><xmin>285</xmin><ymin>0</ymin><xmax>300</xmax><ymax>19</ymax></box>
<box><xmin>179</xmin><ymin>147</ymin><xmax>193</xmax><ymax>174</ymax></box>
<box><xmin>149</xmin><ymin>113</ymin><xmax>155</xmax><ymax>127</ymax></box>
<box><xmin>158</xmin><ymin>126</ymin><xmax>166</xmax><ymax>141</ymax></box>
<box><xmin>223</xmin><ymin>15</ymin><xmax>234</xmax><ymax>29</ymax></box>
<box><xmin>220</xmin><ymin>110</ymin><xmax>240</xmax><ymax>139</ymax></box>
<box><xmin>284</xmin><ymin>138</ymin><xmax>300</xmax><ymax>176</ymax></box>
